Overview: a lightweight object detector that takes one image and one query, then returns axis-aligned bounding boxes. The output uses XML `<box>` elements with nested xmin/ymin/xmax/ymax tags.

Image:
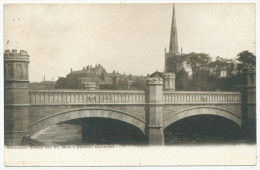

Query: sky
<box><xmin>3</xmin><ymin>3</ymin><xmax>256</xmax><ymax>82</ymax></box>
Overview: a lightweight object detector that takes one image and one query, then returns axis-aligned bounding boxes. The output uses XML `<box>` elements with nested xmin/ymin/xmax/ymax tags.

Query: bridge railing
<box><xmin>163</xmin><ymin>91</ymin><xmax>241</xmax><ymax>104</ymax></box>
<box><xmin>29</xmin><ymin>90</ymin><xmax>145</xmax><ymax>105</ymax></box>
<box><xmin>30</xmin><ymin>90</ymin><xmax>242</xmax><ymax>105</ymax></box>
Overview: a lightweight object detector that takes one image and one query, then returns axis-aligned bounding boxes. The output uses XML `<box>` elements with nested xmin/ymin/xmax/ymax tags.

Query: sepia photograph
<box><xmin>2</xmin><ymin>1</ymin><xmax>258</xmax><ymax>167</ymax></box>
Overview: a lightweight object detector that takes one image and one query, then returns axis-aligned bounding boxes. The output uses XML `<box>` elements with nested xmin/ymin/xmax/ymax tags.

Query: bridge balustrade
<box><xmin>29</xmin><ymin>90</ymin><xmax>146</xmax><ymax>105</ymax></box>
<box><xmin>163</xmin><ymin>91</ymin><xmax>241</xmax><ymax>104</ymax></box>
<box><xmin>30</xmin><ymin>90</ymin><xmax>242</xmax><ymax>105</ymax></box>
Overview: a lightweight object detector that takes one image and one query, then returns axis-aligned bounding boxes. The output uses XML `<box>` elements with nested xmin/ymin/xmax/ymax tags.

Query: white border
<box><xmin>1</xmin><ymin>0</ymin><xmax>260</xmax><ymax>3</ymax></box>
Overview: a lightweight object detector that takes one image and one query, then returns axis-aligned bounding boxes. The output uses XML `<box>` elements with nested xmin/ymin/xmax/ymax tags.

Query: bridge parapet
<box><xmin>29</xmin><ymin>90</ymin><xmax>145</xmax><ymax>105</ymax></box>
<box><xmin>163</xmin><ymin>91</ymin><xmax>241</xmax><ymax>104</ymax></box>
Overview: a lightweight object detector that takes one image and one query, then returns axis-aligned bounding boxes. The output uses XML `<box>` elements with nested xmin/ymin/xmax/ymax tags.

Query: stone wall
<box><xmin>163</xmin><ymin>104</ymin><xmax>242</xmax><ymax>120</ymax></box>
<box><xmin>29</xmin><ymin>104</ymin><xmax>146</xmax><ymax>125</ymax></box>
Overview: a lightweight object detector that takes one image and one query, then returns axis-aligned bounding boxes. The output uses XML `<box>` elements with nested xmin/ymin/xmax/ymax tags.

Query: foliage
<box><xmin>236</xmin><ymin>51</ymin><xmax>256</xmax><ymax>73</ymax></box>
<box><xmin>184</xmin><ymin>53</ymin><xmax>211</xmax><ymax>81</ymax></box>
<box><xmin>132</xmin><ymin>77</ymin><xmax>146</xmax><ymax>90</ymax></box>
<box><xmin>166</xmin><ymin>54</ymin><xmax>186</xmax><ymax>73</ymax></box>
<box><xmin>166</xmin><ymin>50</ymin><xmax>255</xmax><ymax>91</ymax></box>
<box><xmin>55</xmin><ymin>77</ymin><xmax>67</xmax><ymax>89</ymax></box>
<box><xmin>55</xmin><ymin>50</ymin><xmax>255</xmax><ymax>91</ymax></box>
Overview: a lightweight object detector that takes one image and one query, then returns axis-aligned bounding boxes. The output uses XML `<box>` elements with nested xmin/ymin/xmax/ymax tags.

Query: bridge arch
<box><xmin>163</xmin><ymin>106</ymin><xmax>242</xmax><ymax>129</ymax></box>
<box><xmin>29</xmin><ymin>108</ymin><xmax>146</xmax><ymax>136</ymax></box>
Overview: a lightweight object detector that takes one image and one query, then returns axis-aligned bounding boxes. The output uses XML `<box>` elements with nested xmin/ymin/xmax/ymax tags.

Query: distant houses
<box><xmin>54</xmin><ymin>64</ymin><xmax>146</xmax><ymax>90</ymax></box>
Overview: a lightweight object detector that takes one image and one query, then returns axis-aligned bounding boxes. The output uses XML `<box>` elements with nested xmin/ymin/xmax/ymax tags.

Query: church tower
<box><xmin>165</xmin><ymin>4</ymin><xmax>179</xmax><ymax>73</ymax></box>
<box><xmin>169</xmin><ymin>4</ymin><xmax>178</xmax><ymax>54</ymax></box>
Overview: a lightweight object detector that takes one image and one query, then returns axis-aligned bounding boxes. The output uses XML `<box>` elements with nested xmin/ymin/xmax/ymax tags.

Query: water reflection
<box><xmin>32</xmin><ymin>115</ymin><xmax>253</xmax><ymax>146</ymax></box>
<box><xmin>32</xmin><ymin>118</ymin><xmax>146</xmax><ymax>146</ymax></box>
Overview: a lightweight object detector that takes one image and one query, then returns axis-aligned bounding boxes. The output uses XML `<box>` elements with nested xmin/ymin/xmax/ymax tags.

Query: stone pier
<box><xmin>4</xmin><ymin>50</ymin><xmax>30</xmax><ymax>145</ymax></box>
<box><xmin>242</xmin><ymin>67</ymin><xmax>256</xmax><ymax>140</ymax></box>
<box><xmin>145</xmin><ymin>77</ymin><xmax>165</xmax><ymax>145</ymax></box>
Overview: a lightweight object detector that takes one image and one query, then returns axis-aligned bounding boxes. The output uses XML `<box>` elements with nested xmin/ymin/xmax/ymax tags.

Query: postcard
<box><xmin>2</xmin><ymin>2</ymin><xmax>257</xmax><ymax>166</ymax></box>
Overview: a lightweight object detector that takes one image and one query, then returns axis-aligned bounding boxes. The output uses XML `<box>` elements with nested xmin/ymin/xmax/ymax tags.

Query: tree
<box><xmin>133</xmin><ymin>77</ymin><xmax>146</xmax><ymax>90</ymax></box>
<box><xmin>175</xmin><ymin>69</ymin><xmax>189</xmax><ymax>90</ymax></box>
<box><xmin>226</xmin><ymin>62</ymin><xmax>236</xmax><ymax>78</ymax></box>
<box><xmin>166</xmin><ymin>54</ymin><xmax>186</xmax><ymax>73</ymax></box>
<box><xmin>208</xmin><ymin>58</ymin><xmax>236</xmax><ymax>78</ymax></box>
<box><xmin>236</xmin><ymin>51</ymin><xmax>256</xmax><ymax>73</ymax></box>
<box><xmin>55</xmin><ymin>77</ymin><xmax>67</xmax><ymax>89</ymax></box>
<box><xmin>208</xmin><ymin>60</ymin><xmax>225</xmax><ymax>77</ymax></box>
<box><xmin>185</xmin><ymin>53</ymin><xmax>211</xmax><ymax>81</ymax></box>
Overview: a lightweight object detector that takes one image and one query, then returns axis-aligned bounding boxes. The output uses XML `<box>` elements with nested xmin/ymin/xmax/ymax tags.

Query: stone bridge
<box><xmin>28</xmin><ymin>90</ymin><xmax>242</xmax><ymax>137</ymax></box>
<box><xmin>4</xmin><ymin>50</ymin><xmax>256</xmax><ymax>145</ymax></box>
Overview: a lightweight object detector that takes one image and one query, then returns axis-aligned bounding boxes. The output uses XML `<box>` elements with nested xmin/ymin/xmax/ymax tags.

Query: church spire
<box><xmin>169</xmin><ymin>4</ymin><xmax>178</xmax><ymax>54</ymax></box>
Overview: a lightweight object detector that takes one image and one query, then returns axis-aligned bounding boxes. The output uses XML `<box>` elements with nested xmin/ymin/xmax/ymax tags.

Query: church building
<box><xmin>164</xmin><ymin>4</ymin><xmax>182</xmax><ymax>74</ymax></box>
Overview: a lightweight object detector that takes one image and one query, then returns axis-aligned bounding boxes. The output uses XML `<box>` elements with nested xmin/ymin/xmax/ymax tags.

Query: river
<box><xmin>32</xmin><ymin>120</ymin><xmax>254</xmax><ymax>146</ymax></box>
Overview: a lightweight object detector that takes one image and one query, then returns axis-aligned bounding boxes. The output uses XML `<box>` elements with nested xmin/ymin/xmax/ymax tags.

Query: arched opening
<box><xmin>32</xmin><ymin>117</ymin><xmax>146</xmax><ymax>145</ymax></box>
<box><xmin>80</xmin><ymin>118</ymin><xmax>145</xmax><ymax>145</ymax></box>
<box><xmin>164</xmin><ymin>114</ymin><xmax>242</xmax><ymax>145</ymax></box>
<box><xmin>29</xmin><ymin>108</ymin><xmax>146</xmax><ymax>145</ymax></box>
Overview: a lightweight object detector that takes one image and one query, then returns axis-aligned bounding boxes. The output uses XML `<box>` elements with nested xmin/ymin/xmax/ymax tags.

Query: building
<box><xmin>57</xmin><ymin>64</ymin><xmax>146</xmax><ymax>90</ymax></box>
<box><xmin>29</xmin><ymin>81</ymin><xmax>56</xmax><ymax>90</ymax></box>
<box><xmin>164</xmin><ymin>4</ymin><xmax>182</xmax><ymax>73</ymax></box>
<box><xmin>66</xmin><ymin>64</ymin><xmax>110</xmax><ymax>89</ymax></box>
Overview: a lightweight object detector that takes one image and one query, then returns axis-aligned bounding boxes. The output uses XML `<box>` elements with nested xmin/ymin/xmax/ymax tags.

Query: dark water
<box><xmin>164</xmin><ymin>115</ymin><xmax>250</xmax><ymax>145</ymax></box>
<box><xmin>32</xmin><ymin>118</ymin><xmax>146</xmax><ymax>146</ymax></box>
<box><xmin>32</xmin><ymin>115</ymin><xmax>253</xmax><ymax>146</ymax></box>
<box><xmin>80</xmin><ymin>118</ymin><xmax>146</xmax><ymax>145</ymax></box>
